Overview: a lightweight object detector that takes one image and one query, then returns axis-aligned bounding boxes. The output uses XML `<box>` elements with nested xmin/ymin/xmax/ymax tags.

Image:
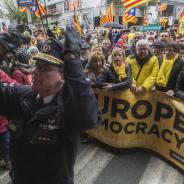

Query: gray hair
<box><xmin>136</xmin><ymin>39</ymin><xmax>149</xmax><ymax>49</ymax></box>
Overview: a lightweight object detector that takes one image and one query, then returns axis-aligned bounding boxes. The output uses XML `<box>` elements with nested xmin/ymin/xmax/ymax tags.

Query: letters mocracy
<box><xmin>97</xmin><ymin>95</ymin><xmax>184</xmax><ymax>150</ymax></box>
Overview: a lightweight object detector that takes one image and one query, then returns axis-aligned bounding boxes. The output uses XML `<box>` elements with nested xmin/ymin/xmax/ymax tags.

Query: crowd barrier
<box><xmin>87</xmin><ymin>89</ymin><xmax>184</xmax><ymax>171</ymax></box>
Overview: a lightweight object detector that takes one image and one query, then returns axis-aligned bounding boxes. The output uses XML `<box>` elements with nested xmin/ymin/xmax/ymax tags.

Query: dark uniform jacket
<box><xmin>0</xmin><ymin>58</ymin><xmax>101</xmax><ymax>184</ymax></box>
<box><xmin>0</xmin><ymin>57</ymin><xmax>11</xmax><ymax>76</ymax></box>
<box><xmin>96</xmin><ymin>64</ymin><xmax>132</xmax><ymax>91</ymax></box>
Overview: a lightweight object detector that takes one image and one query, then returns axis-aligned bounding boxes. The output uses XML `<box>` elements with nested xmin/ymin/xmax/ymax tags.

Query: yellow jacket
<box><xmin>127</xmin><ymin>55</ymin><xmax>159</xmax><ymax>91</ymax></box>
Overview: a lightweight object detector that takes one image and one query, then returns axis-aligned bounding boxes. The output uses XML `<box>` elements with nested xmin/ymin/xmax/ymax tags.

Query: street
<box><xmin>75</xmin><ymin>141</ymin><xmax>184</xmax><ymax>184</ymax></box>
<box><xmin>0</xmin><ymin>140</ymin><xmax>184</xmax><ymax>184</ymax></box>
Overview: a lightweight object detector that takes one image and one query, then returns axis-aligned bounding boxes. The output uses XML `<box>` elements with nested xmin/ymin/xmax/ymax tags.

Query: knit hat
<box><xmin>28</xmin><ymin>46</ymin><xmax>39</xmax><ymax>55</ymax></box>
<box><xmin>16</xmin><ymin>49</ymin><xmax>32</xmax><ymax>64</ymax></box>
<box><xmin>81</xmin><ymin>42</ymin><xmax>91</xmax><ymax>49</ymax></box>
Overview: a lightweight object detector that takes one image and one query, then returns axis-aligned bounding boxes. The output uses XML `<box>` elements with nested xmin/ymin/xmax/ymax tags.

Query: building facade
<box><xmin>0</xmin><ymin>0</ymin><xmax>10</xmax><ymax>28</ymax></box>
<box><xmin>44</xmin><ymin>0</ymin><xmax>184</xmax><ymax>28</ymax></box>
<box><xmin>45</xmin><ymin>0</ymin><xmax>95</xmax><ymax>29</ymax></box>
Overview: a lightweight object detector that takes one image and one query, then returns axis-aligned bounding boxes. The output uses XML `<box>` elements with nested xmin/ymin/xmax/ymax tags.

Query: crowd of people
<box><xmin>0</xmin><ymin>25</ymin><xmax>184</xmax><ymax>183</ymax></box>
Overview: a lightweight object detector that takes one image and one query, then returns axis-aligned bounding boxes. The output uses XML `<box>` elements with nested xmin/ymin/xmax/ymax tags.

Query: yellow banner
<box><xmin>87</xmin><ymin>89</ymin><xmax>184</xmax><ymax>171</ymax></box>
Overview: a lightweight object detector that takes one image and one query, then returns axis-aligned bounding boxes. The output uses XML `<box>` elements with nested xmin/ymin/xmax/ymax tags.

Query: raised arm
<box><xmin>63</xmin><ymin>28</ymin><xmax>101</xmax><ymax>134</ymax></box>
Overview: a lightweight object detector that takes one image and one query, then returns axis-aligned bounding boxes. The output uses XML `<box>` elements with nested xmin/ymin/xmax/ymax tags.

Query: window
<box><xmin>64</xmin><ymin>0</ymin><xmax>69</xmax><ymax>11</ymax></box>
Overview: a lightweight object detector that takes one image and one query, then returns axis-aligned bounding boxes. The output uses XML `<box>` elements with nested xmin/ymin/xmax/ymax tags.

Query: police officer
<box><xmin>0</xmin><ymin>28</ymin><xmax>101</xmax><ymax>184</ymax></box>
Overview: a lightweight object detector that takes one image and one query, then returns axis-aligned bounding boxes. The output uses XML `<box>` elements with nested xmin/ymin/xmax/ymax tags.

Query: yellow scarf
<box><xmin>113</xmin><ymin>62</ymin><xmax>126</xmax><ymax>81</ymax></box>
<box><xmin>156</xmin><ymin>54</ymin><xmax>179</xmax><ymax>87</ymax></box>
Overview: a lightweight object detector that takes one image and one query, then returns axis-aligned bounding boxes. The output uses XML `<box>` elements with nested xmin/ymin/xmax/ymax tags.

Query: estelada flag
<box><xmin>123</xmin><ymin>8</ymin><xmax>138</xmax><ymax>24</ymax></box>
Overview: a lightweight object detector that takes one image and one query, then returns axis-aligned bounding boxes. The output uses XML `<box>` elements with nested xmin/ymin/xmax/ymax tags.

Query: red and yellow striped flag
<box><xmin>121</xmin><ymin>0</ymin><xmax>150</xmax><ymax>11</ymax></box>
<box><xmin>143</xmin><ymin>10</ymin><xmax>148</xmax><ymax>26</ymax></box>
<box><xmin>100</xmin><ymin>13</ymin><xmax>108</xmax><ymax>26</ymax></box>
<box><xmin>106</xmin><ymin>2</ymin><xmax>113</xmax><ymax>22</ymax></box>
<box><xmin>159</xmin><ymin>3</ymin><xmax>168</xmax><ymax>12</ymax></box>
<box><xmin>35</xmin><ymin>0</ymin><xmax>46</xmax><ymax>17</ymax></box>
<box><xmin>73</xmin><ymin>15</ymin><xmax>82</xmax><ymax>34</ymax></box>
<box><xmin>160</xmin><ymin>18</ymin><xmax>167</xmax><ymax>28</ymax></box>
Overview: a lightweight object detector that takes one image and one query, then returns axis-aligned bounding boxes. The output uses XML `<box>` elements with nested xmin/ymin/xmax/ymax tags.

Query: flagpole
<box><xmin>35</xmin><ymin>0</ymin><xmax>46</xmax><ymax>34</ymax></box>
<box><xmin>27</xmin><ymin>8</ymin><xmax>33</xmax><ymax>33</ymax></box>
<box><xmin>157</xmin><ymin>0</ymin><xmax>160</xmax><ymax>25</ymax></box>
<box><xmin>43</xmin><ymin>0</ymin><xmax>48</xmax><ymax>26</ymax></box>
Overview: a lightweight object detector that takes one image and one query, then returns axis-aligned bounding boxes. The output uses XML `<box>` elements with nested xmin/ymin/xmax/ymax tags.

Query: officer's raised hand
<box><xmin>63</xmin><ymin>28</ymin><xmax>82</xmax><ymax>60</ymax></box>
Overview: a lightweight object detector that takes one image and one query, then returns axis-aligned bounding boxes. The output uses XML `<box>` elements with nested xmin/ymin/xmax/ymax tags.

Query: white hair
<box><xmin>136</xmin><ymin>39</ymin><xmax>149</xmax><ymax>49</ymax></box>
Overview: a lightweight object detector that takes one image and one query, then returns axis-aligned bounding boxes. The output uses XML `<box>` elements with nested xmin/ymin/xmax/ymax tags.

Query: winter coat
<box><xmin>127</xmin><ymin>55</ymin><xmax>159</xmax><ymax>91</ymax></box>
<box><xmin>156</xmin><ymin>58</ymin><xmax>184</xmax><ymax>92</ymax></box>
<box><xmin>97</xmin><ymin>64</ymin><xmax>132</xmax><ymax>91</ymax></box>
<box><xmin>0</xmin><ymin>69</ymin><xmax>18</xmax><ymax>133</ymax></box>
<box><xmin>84</xmin><ymin>64</ymin><xmax>106</xmax><ymax>86</ymax></box>
<box><xmin>175</xmin><ymin>66</ymin><xmax>184</xmax><ymax>101</ymax></box>
<box><xmin>0</xmin><ymin>57</ymin><xmax>11</xmax><ymax>76</ymax></box>
<box><xmin>12</xmin><ymin>67</ymin><xmax>31</xmax><ymax>85</ymax></box>
<box><xmin>0</xmin><ymin>58</ymin><xmax>101</xmax><ymax>184</ymax></box>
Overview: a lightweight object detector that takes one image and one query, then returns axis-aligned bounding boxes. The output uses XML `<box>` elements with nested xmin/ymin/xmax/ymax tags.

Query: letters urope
<box><xmin>88</xmin><ymin>89</ymin><xmax>184</xmax><ymax>171</ymax></box>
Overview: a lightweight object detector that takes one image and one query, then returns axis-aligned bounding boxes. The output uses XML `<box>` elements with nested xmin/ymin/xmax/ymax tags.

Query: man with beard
<box><xmin>0</xmin><ymin>28</ymin><xmax>101</xmax><ymax>184</ymax></box>
<box><xmin>177</xmin><ymin>35</ymin><xmax>184</xmax><ymax>47</ymax></box>
<box><xmin>159</xmin><ymin>31</ymin><xmax>170</xmax><ymax>44</ymax></box>
<box><xmin>127</xmin><ymin>39</ymin><xmax>159</xmax><ymax>95</ymax></box>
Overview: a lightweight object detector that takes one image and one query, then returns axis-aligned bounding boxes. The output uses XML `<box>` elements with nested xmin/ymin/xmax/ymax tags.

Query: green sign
<box><xmin>179</xmin><ymin>19</ymin><xmax>184</xmax><ymax>34</ymax></box>
<box><xmin>141</xmin><ymin>25</ymin><xmax>162</xmax><ymax>32</ymax></box>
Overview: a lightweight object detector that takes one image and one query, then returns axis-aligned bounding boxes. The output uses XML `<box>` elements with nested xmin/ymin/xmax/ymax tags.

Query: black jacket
<box><xmin>0</xmin><ymin>57</ymin><xmax>11</xmax><ymax>75</ymax></box>
<box><xmin>156</xmin><ymin>58</ymin><xmax>184</xmax><ymax>92</ymax></box>
<box><xmin>97</xmin><ymin>63</ymin><xmax>132</xmax><ymax>91</ymax></box>
<box><xmin>0</xmin><ymin>58</ymin><xmax>101</xmax><ymax>184</ymax></box>
<box><xmin>175</xmin><ymin>66</ymin><xmax>184</xmax><ymax>101</ymax></box>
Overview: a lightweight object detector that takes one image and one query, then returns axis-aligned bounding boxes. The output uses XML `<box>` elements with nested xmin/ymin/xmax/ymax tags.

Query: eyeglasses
<box><xmin>160</xmin><ymin>35</ymin><xmax>169</xmax><ymax>37</ymax></box>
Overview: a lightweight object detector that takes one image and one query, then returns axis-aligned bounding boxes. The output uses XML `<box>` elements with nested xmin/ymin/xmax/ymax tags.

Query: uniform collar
<box><xmin>37</xmin><ymin>94</ymin><xmax>55</xmax><ymax>104</ymax></box>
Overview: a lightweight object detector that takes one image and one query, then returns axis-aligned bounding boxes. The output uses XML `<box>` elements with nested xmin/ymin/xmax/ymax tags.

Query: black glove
<box><xmin>63</xmin><ymin>28</ymin><xmax>82</xmax><ymax>57</ymax></box>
